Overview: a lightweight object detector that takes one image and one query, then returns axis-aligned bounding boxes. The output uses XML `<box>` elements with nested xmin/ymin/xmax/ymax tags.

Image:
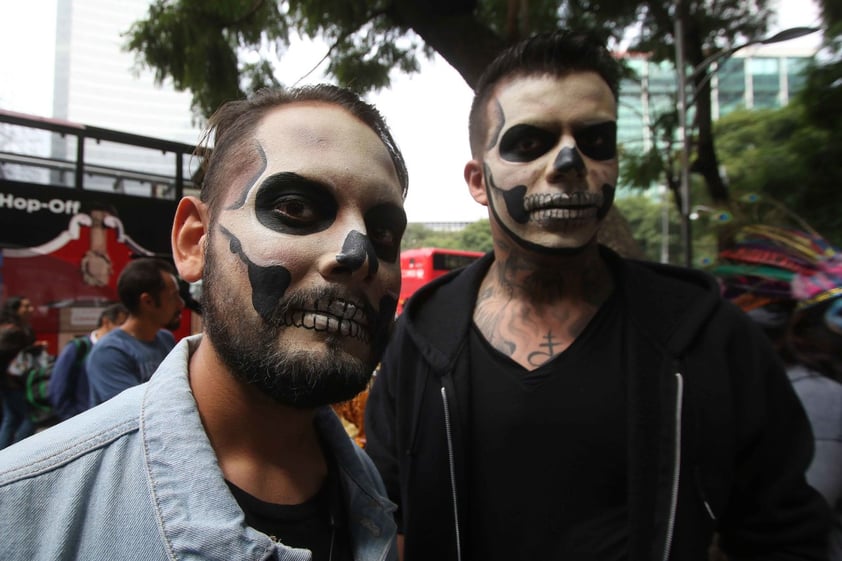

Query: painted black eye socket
<box><xmin>574</xmin><ymin>122</ymin><xmax>617</xmax><ymax>161</ymax></box>
<box><xmin>369</xmin><ymin>226</ymin><xmax>397</xmax><ymax>248</ymax></box>
<box><xmin>255</xmin><ymin>172</ymin><xmax>338</xmax><ymax>235</ymax></box>
<box><xmin>273</xmin><ymin>196</ymin><xmax>320</xmax><ymax>227</ymax></box>
<box><xmin>499</xmin><ymin>124</ymin><xmax>557</xmax><ymax>163</ymax></box>
<box><xmin>365</xmin><ymin>204</ymin><xmax>407</xmax><ymax>263</ymax></box>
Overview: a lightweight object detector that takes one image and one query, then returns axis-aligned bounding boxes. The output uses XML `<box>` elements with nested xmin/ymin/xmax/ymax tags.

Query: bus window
<box><xmin>433</xmin><ymin>252</ymin><xmax>483</xmax><ymax>272</ymax></box>
<box><xmin>398</xmin><ymin>247</ymin><xmax>483</xmax><ymax>315</ymax></box>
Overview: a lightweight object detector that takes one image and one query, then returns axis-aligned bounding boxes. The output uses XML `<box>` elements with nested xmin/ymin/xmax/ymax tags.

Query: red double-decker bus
<box><xmin>398</xmin><ymin>247</ymin><xmax>484</xmax><ymax>314</ymax></box>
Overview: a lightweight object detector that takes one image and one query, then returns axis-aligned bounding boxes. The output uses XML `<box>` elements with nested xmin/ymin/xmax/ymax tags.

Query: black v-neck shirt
<box><xmin>467</xmin><ymin>292</ymin><xmax>629</xmax><ymax>560</ymax></box>
<box><xmin>225</xmin><ymin>463</ymin><xmax>353</xmax><ymax>561</ymax></box>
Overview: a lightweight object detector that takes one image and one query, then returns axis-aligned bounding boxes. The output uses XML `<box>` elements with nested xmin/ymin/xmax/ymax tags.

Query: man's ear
<box><xmin>137</xmin><ymin>290</ymin><xmax>157</xmax><ymax>313</ymax></box>
<box><xmin>464</xmin><ymin>159</ymin><xmax>488</xmax><ymax>206</ymax></box>
<box><xmin>172</xmin><ymin>196</ymin><xmax>208</xmax><ymax>283</ymax></box>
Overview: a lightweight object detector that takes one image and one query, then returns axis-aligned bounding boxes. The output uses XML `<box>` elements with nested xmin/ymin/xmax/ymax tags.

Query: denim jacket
<box><xmin>0</xmin><ymin>335</ymin><xmax>398</xmax><ymax>561</ymax></box>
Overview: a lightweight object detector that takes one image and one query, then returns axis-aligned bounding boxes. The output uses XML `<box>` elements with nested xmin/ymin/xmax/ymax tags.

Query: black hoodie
<box><xmin>365</xmin><ymin>247</ymin><xmax>829</xmax><ymax>561</ymax></box>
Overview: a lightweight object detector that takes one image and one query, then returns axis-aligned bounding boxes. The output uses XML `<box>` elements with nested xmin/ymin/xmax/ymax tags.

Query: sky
<box><xmin>0</xmin><ymin>0</ymin><xmax>823</xmax><ymax>224</ymax></box>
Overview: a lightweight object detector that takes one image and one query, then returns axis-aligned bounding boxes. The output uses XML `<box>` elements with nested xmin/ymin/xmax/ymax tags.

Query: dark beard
<box><xmin>202</xmin><ymin>245</ymin><xmax>375</xmax><ymax>408</ymax></box>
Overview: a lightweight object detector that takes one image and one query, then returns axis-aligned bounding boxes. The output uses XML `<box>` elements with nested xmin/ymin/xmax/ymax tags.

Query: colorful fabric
<box><xmin>711</xmin><ymin>216</ymin><xmax>842</xmax><ymax>312</ymax></box>
<box><xmin>792</xmin><ymin>256</ymin><xmax>842</xmax><ymax>309</ymax></box>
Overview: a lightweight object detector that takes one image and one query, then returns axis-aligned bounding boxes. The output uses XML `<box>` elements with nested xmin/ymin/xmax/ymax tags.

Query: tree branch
<box><xmin>390</xmin><ymin>0</ymin><xmax>504</xmax><ymax>89</ymax></box>
<box><xmin>291</xmin><ymin>7</ymin><xmax>392</xmax><ymax>87</ymax></box>
<box><xmin>183</xmin><ymin>0</ymin><xmax>267</xmax><ymax>28</ymax></box>
<box><xmin>229</xmin><ymin>0</ymin><xmax>268</xmax><ymax>27</ymax></box>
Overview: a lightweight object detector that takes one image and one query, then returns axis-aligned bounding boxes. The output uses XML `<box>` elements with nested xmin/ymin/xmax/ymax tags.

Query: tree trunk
<box><xmin>390</xmin><ymin>1</ymin><xmax>505</xmax><ymax>88</ymax></box>
<box><xmin>691</xmin><ymin>70</ymin><xmax>730</xmax><ymax>202</ymax></box>
<box><xmin>682</xmin><ymin>11</ymin><xmax>730</xmax><ymax>204</ymax></box>
<box><xmin>598</xmin><ymin>207</ymin><xmax>647</xmax><ymax>259</ymax></box>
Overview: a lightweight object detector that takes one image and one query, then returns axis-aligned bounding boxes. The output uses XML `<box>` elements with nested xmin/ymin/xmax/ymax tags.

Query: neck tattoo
<box><xmin>526</xmin><ymin>331</ymin><xmax>561</xmax><ymax>367</ymax></box>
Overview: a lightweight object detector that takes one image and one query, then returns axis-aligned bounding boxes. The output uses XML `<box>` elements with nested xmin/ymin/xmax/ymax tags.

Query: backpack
<box><xmin>37</xmin><ymin>337</ymin><xmax>93</xmax><ymax>422</ymax></box>
<box><xmin>18</xmin><ymin>338</ymin><xmax>90</xmax><ymax>426</ymax></box>
<box><xmin>1</xmin><ymin>344</ymin><xmax>52</xmax><ymax>425</ymax></box>
<box><xmin>24</xmin><ymin>351</ymin><xmax>56</xmax><ymax>416</ymax></box>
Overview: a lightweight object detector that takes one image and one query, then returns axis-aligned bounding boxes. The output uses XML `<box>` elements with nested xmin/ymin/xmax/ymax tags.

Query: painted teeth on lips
<box><xmin>523</xmin><ymin>192</ymin><xmax>596</xmax><ymax>212</ymax></box>
<box><xmin>319</xmin><ymin>298</ymin><xmax>368</xmax><ymax>323</ymax></box>
<box><xmin>281</xmin><ymin>298</ymin><xmax>371</xmax><ymax>343</ymax></box>
<box><xmin>529</xmin><ymin>207</ymin><xmax>598</xmax><ymax>222</ymax></box>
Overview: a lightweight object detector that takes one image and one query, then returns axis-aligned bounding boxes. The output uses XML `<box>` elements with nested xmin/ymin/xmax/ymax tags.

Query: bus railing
<box><xmin>0</xmin><ymin>109</ymin><xmax>202</xmax><ymax>199</ymax></box>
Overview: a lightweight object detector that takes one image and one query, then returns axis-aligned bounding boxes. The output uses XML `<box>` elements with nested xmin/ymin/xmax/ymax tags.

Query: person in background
<box><xmin>714</xmin><ymin>223</ymin><xmax>842</xmax><ymax>561</ymax></box>
<box><xmin>86</xmin><ymin>257</ymin><xmax>183</xmax><ymax>406</ymax></box>
<box><xmin>365</xmin><ymin>30</ymin><xmax>829</xmax><ymax>561</ymax></box>
<box><xmin>0</xmin><ymin>296</ymin><xmax>40</xmax><ymax>449</ymax></box>
<box><xmin>48</xmin><ymin>302</ymin><xmax>128</xmax><ymax>421</ymax></box>
<box><xmin>0</xmin><ymin>84</ymin><xmax>406</xmax><ymax>561</ymax></box>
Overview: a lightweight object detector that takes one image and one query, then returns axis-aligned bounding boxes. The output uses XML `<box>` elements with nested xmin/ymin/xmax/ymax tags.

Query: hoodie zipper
<box><xmin>440</xmin><ymin>386</ymin><xmax>463</xmax><ymax>561</ymax></box>
<box><xmin>662</xmin><ymin>371</ymin><xmax>684</xmax><ymax>561</ymax></box>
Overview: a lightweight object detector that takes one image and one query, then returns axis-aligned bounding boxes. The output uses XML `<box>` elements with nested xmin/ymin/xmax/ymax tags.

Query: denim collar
<box><xmin>141</xmin><ymin>335</ymin><xmax>396</xmax><ymax>561</ymax></box>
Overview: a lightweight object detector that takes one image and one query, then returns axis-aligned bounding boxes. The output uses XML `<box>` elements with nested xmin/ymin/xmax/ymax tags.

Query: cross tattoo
<box><xmin>527</xmin><ymin>331</ymin><xmax>560</xmax><ymax>367</ymax></box>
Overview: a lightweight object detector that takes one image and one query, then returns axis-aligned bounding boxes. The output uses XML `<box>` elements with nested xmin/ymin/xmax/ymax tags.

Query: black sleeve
<box><xmin>364</xmin><ymin>321</ymin><xmax>406</xmax><ymax>531</ymax></box>
<box><xmin>718</xmin><ymin>319</ymin><xmax>831</xmax><ymax>561</ymax></box>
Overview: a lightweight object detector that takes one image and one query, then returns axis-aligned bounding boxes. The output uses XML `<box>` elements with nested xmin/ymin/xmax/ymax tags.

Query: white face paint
<box><xmin>208</xmin><ymin>102</ymin><xmax>406</xmax><ymax>369</ymax></box>
<box><xmin>479</xmin><ymin>73</ymin><xmax>619</xmax><ymax>253</ymax></box>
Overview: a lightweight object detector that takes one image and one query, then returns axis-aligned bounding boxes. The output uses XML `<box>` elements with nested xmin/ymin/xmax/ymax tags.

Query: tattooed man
<box><xmin>365</xmin><ymin>31</ymin><xmax>829</xmax><ymax>561</ymax></box>
<box><xmin>0</xmin><ymin>86</ymin><xmax>407</xmax><ymax>561</ymax></box>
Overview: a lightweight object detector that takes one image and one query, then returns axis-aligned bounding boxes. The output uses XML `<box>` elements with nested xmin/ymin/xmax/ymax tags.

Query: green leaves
<box><xmin>401</xmin><ymin>220</ymin><xmax>493</xmax><ymax>253</ymax></box>
<box><xmin>326</xmin><ymin>27</ymin><xmax>423</xmax><ymax>93</ymax></box>
<box><xmin>715</xmin><ymin>104</ymin><xmax>842</xmax><ymax>245</ymax></box>
<box><xmin>125</xmin><ymin>0</ymin><xmax>776</xmax><ymax>124</ymax></box>
<box><xmin>124</xmin><ymin>0</ymin><xmax>289</xmax><ymax>116</ymax></box>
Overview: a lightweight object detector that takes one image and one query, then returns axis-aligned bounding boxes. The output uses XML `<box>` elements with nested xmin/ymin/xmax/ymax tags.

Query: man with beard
<box><xmin>364</xmin><ymin>30</ymin><xmax>829</xmax><ymax>561</ymax></box>
<box><xmin>0</xmin><ymin>85</ymin><xmax>407</xmax><ymax>561</ymax></box>
<box><xmin>86</xmin><ymin>257</ymin><xmax>183</xmax><ymax>406</ymax></box>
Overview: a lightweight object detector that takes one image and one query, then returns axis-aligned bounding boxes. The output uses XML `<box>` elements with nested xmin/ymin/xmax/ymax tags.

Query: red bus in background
<box><xmin>0</xmin><ymin>110</ymin><xmax>199</xmax><ymax>355</ymax></box>
<box><xmin>398</xmin><ymin>247</ymin><xmax>484</xmax><ymax>314</ymax></box>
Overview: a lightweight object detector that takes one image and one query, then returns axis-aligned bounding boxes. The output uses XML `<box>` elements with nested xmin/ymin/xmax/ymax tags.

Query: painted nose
<box><xmin>334</xmin><ymin>230</ymin><xmax>378</xmax><ymax>279</ymax></box>
<box><xmin>551</xmin><ymin>146</ymin><xmax>586</xmax><ymax>177</ymax></box>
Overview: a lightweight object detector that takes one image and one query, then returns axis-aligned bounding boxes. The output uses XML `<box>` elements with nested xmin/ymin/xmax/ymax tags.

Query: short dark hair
<box><xmin>468</xmin><ymin>30</ymin><xmax>622</xmax><ymax>158</ymax></box>
<box><xmin>98</xmin><ymin>302</ymin><xmax>129</xmax><ymax>327</ymax></box>
<box><xmin>0</xmin><ymin>296</ymin><xmax>25</xmax><ymax>325</ymax></box>
<box><xmin>117</xmin><ymin>259</ymin><xmax>177</xmax><ymax>314</ymax></box>
<box><xmin>197</xmin><ymin>85</ymin><xmax>408</xmax><ymax>219</ymax></box>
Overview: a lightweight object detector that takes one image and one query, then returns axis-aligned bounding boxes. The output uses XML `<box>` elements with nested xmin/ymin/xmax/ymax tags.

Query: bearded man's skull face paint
<box><xmin>480</xmin><ymin>73</ymin><xmax>619</xmax><ymax>254</ymax></box>
<box><xmin>203</xmin><ymin>102</ymin><xmax>406</xmax><ymax>407</ymax></box>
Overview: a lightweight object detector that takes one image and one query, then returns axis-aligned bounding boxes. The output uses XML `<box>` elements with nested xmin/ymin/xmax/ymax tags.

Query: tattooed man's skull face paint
<box><xmin>477</xmin><ymin>73</ymin><xmax>618</xmax><ymax>254</ymax></box>
<box><xmin>203</xmin><ymin>102</ymin><xmax>406</xmax><ymax>407</ymax></box>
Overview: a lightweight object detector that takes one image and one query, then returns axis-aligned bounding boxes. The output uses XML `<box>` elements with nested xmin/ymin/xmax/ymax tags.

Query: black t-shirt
<box><xmin>468</xmin><ymin>292</ymin><xmax>628</xmax><ymax>560</ymax></box>
<box><xmin>225</xmin><ymin>465</ymin><xmax>353</xmax><ymax>561</ymax></box>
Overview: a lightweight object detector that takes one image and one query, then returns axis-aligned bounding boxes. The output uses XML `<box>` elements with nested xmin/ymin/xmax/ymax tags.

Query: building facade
<box><xmin>48</xmin><ymin>0</ymin><xmax>201</xmax><ymax>196</ymax></box>
<box><xmin>618</xmin><ymin>45</ymin><xmax>815</xmax><ymax>152</ymax></box>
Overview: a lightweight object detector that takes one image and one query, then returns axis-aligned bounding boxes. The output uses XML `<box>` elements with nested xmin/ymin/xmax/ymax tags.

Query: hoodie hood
<box><xmin>399</xmin><ymin>247</ymin><xmax>723</xmax><ymax>373</ymax></box>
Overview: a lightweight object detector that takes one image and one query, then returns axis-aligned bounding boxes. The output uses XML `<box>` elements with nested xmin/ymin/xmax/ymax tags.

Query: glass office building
<box><xmin>618</xmin><ymin>46</ymin><xmax>815</xmax><ymax>152</ymax></box>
